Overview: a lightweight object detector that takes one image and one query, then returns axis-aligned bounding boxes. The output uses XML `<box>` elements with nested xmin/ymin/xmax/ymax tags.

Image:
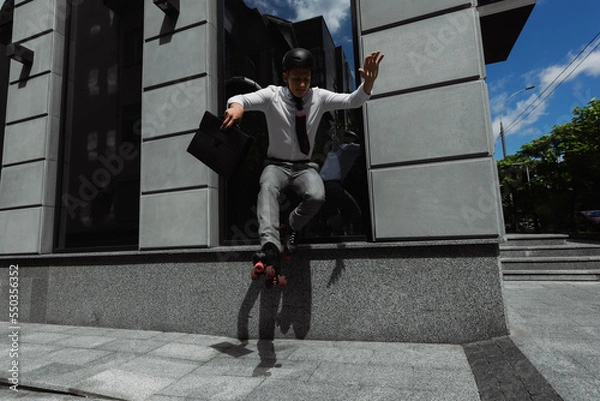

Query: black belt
<box><xmin>265</xmin><ymin>158</ymin><xmax>319</xmax><ymax>171</ymax></box>
<box><xmin>266</xmin><ymin>158</ymin><xmax>310</xmax><ymax>164</ymax></box>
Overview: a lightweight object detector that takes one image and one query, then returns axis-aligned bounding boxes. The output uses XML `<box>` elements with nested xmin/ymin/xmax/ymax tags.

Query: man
<box><xmin>221</xmin><ymin>48</ymin><xmax>383</xmax><ymax>269</ymax></box>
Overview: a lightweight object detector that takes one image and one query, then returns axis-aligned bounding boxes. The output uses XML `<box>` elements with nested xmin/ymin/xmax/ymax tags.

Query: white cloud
<box><xmin>243</xmin><ymin>0</ymin><xmax>351</xmax><ymax>35</ymax></box>
<box><xmin>490</xmin><ymin>43</ymin><xmax>600</xmax><ymax>141</ymax></box>
<box><xmin>289</xmin><ymin>0</ymin><xmax>350</xmax><ymax>34</ymax></box>
<box><xmin>491</xmin><ymin>91</ymin><xmax>547</xmax><ymax>141</ymax></box>
<box><xmin>244</xmin><ymin>0</ymin><xmax>285</xmax><ymax>16</ymax></box>
<box><xmin>538</xmin><ymin>45</ymin><xmax>600</xmax><ymax>89</ymax></box>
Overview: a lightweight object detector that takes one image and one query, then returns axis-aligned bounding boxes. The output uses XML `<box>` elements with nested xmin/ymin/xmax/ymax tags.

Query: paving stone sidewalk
<box><xmin>503</xmin><ymin>281</ymin><xmax>600</xmax><ymax>401</ymax></box>
<box><xmin>1</xmin><ymin>281</ymin><xmax>599</xmax><ymax>400</ymax></box>
<box><xmin>1</xmin><ymin>324</ymin><xmax>479</xmax><ymax>400</ymax></box>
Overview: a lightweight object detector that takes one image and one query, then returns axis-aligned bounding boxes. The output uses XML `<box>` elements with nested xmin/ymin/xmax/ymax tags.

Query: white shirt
<box><xmin>227</xmin><ymin>84</ymin><xmax>370</xmax><ymax>161</ymax></box>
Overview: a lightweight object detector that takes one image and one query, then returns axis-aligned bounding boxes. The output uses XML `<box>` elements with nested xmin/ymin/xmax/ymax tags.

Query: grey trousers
<box><xmin>257</xmin><ymin>161</ymin><xmax>325</xmax><ymax>248</ymax></box>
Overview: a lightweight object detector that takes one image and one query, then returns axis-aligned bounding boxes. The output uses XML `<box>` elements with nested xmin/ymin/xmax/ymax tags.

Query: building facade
<box><xmin>0</xmin><ymin>0</ymin><xmax>534</xmax><ymax>343</ymax></box>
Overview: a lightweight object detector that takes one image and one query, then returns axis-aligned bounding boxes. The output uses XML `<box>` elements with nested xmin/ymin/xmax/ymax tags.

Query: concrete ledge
<box><xmin>0</xmin><ymin>238</ymin><xmax>500</xmax><ymax>259</ymax></box>
<box><xmin>0</xmin><ymin>240</ymin><xmax>507</xmax><ymax>344</ymax></box>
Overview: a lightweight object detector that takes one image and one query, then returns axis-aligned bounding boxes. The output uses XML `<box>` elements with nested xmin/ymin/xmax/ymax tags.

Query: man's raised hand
<box><xmin>359</xmin><ymin>51</ymin><xmax>384</xmax><ymax>95</ymax></box>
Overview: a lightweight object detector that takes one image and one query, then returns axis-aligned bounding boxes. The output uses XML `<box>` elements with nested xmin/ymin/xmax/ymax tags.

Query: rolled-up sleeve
<box><xmin>227</xmin><ymin>86</ymin><xmax>276</xmax><ymax>112</ymax></box>
<box><xmin>320</xmin><ymin>83</ymin><xmax>371</xmax><ymax>112</ymax></box>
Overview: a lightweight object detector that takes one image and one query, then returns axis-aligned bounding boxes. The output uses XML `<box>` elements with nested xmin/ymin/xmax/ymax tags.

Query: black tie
<box><xmin>293</xmin><ymin>97</ymin><xmax>310</xmax><ymax>155</ymax></box>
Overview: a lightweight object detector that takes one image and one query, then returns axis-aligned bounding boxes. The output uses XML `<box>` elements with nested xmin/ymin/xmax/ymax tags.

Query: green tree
<box><xmin>498</xmin><ymin>98</ymin><xmax>600</xmax><ymax>233</ymax></box>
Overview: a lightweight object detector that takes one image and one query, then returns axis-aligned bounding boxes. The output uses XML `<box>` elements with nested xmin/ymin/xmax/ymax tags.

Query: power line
<box><xmin>505</xmin><ymin>31</ymin><xmax>600</xmax><ymax>134</ymax></box>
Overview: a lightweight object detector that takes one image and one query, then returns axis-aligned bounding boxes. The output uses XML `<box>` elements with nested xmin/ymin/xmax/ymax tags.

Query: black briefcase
<box><xmin>187</xmin><ymin>111</ymin><xmax>254</xmax><ymax>178</ymax></box>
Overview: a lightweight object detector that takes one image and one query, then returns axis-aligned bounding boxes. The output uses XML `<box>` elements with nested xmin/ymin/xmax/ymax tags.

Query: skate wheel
<box><xmin>278</xmin><ymin>276</ymin><xmax>287</xmax><ymax>287</ymax></box>
<box><xmin>265</xmin><ymin>265</ymin><xmax>276</xmax><ymax>278</ymax></box>
<box><xmin>253</xmin><ymin>261</ymin><xmax>265</xmax><ymax>273</ymax></box>
<box><xmin>250</xmin><ymin>269</ymin><xmax>260</xmax><ymax>281</ymax></box>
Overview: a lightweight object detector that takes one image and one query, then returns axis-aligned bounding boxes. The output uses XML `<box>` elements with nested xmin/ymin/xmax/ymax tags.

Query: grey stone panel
<box><xmin>12</xmin><ymin>0</ymin><xmax>67</xmax><ymax>42</ymax></box>
<box><xmin>17</xmin><ymin>242</ymin><xmax>507</xmax><ymax>343</ymax></box>
<box><xmin>3</xmin><ymin>117</ymin><xmax>48</xmax><ymax>165</ymax></box>
<box><xmin>0</xmin><ymin>161</ymin><xmax>57</xmax><ymax>208</ymax></box>
<box><xmin>141</xmin><ymin>134</ymin><xmax>218</xmax><ymax>193</ymax></box>
<box><xmin>141</xmin><ymin>76</ymin><xmax>215</xmax><ymax>139</ymax></box>
<box><xmin>366</xmin><ymin>80</ymin><xmax>493</xmax><ymax>166</ymax></box>
<box><xmin>143</xmin><ymin>23</ymin><xmax>217</xmax><ymax>89</ymax></box>
<box><xmin>0</xmin><ymin>208</ymin><xmax>43</xmax><ymax>254</ymax></box>
<box><xmin>5</xmin><ymin>75</ymin><xmax>51</xmax><ymax>123</ymax></box>
<box><xmin>370</xmin><ymin>158</ymin><xmax>502</xmax><ymax>239</ymax></box>
<box><xmin>358</xmin><ymin>0</ymin><xmax>473</xmax><ymax>32</ymax></box>
<box><xmin>144</xmin><ymin>0</ymin><xmax>217</xmax><ymax>39</ymax></box>
<box><xmin>139</xmin><ymin>188</ymin><xmax>219</xmax><ymax>248</ymax></box>
<box><xmin>141</xmin><ymin>3</ymin><xmax>221</xmax><ymax>250</ymax></box>
<box><xmin>9</xmin><ymin>32</ymin><xmax>65</xmax><ymax>82</ymax></box>
<box><xmin>3</xmin><ymin>115</ymin><xmax>60</xmax><ymax>165</ymax></box>
<box><xmin>0</xmin><ymin>1</ymin><xmax>66</xmax><ymax>255</ymax></box>
<box><xmin>361</xmin><ymin>8</ymin><xmax>485</xmax><ymax>95</ymax></box>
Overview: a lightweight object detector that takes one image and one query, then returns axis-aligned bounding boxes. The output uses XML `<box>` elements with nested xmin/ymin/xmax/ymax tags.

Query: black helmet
<box><xmin>282</xmin><ymin>48</ymin><xmax>314</xmax><ymax>72</ymax></box>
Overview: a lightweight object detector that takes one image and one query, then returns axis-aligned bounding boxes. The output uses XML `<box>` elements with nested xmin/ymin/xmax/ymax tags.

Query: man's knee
<box><xmin>305</xmin><ymin>186</ymin><xmax>326</xmax><ymax>206</ymax></box>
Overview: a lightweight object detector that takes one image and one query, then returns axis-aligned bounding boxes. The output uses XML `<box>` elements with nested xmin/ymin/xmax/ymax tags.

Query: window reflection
<box><xmin>223</xmin><ymin>0</ymin><xmax>370</xmax><ymax>243</ymax></box>
<box><xmin>56</xmin><ymin>0</ymin><xmax>143</xmax><ymax>250</ymax></box>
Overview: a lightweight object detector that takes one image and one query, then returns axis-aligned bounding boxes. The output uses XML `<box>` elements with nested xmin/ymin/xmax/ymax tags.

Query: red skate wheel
<box><xmin>250</xmin><ymin>269</ymin><xmax>260</xmax><ymax>280</ymax></box>
<box><xmin>265</xmin><ymin>265</ymin><xmax>276</xmax><ymax>278</ymax></box>
<box><xmin>278</xmin><ymin>276</ymin><xmax>287</xmax><ymax>287</ymax></box>
<box><xmin>254</xmin><ymin>261</ymin><xmax>265</xmax><ymax>273</ymax></box>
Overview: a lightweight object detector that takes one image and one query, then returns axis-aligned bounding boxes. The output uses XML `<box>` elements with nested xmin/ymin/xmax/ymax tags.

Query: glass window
<box><xmin>222</xmin><ymin>0</ymin><xmax>371</xmax><ymax>244</ymax></box>
<box><xmin>0</xmin><ymin>0</ymin><xmax>13</xmax><ymax>181</ymax></box>
<box><xmin>55</xmin><ymin>0</ymin><xmax>143</xmax><ymax>250</ymax></box>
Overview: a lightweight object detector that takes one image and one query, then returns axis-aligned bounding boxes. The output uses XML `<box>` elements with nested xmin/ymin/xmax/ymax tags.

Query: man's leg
<box><xmin>288</xmin><ymin>166</ymin><xmax>326</xmax><ymax>232</ymax></box>
<box><xmin>257</xmin><ymin>165</ymin><xmax>288</xmax><ymax>249</ymax></box>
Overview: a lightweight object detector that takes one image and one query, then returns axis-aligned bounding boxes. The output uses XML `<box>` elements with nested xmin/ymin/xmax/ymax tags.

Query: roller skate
<box><xmin>251</xmin><ymin>242</ymin><xmax>287</xmax><ymax>288</ymax></box>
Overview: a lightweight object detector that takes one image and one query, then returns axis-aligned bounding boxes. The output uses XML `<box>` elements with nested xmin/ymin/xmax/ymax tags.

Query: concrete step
<box><xmin>500</xmin><ymin>244</ymin><xmax>600</xmax><ymax>258</ymax></box>
<box><xmin>503</xmin><ymin>270</ymin><xmax>600</xmax><ymax>281</ymax></box>
<box><xmin>501</xmin><ymin>256</ymin><xmax>600</xmax><ymax>281</ymax></box>
<box><xmin>502</xmin><ymin>256</ymin><xmax>600</xmax><ymax>269</ymax></box>
<box><xmin>500</xmin><ymin>235</ymin><xmax>600</xmax><ymax>281</ymax></box>
<box><xmin>502</xmin><ymin>234</ymin><xmax>569</xmax><ymax>246</ymax></box>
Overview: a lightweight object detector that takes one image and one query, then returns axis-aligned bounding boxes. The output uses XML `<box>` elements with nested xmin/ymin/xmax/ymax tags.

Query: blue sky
<box><xmin>486</xmin><ymin>0</ymin><xmax>600</xmax><ymax>159</ymax></box>
<box><xmin>243</xmin><ymin>0</ymin><xmax>356</xmax><ymax>70</ymax></box>
<box><xmin>243</xmin><ymin>0</ymin><xmax>600</xmax><ymax>160</ymax></box>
